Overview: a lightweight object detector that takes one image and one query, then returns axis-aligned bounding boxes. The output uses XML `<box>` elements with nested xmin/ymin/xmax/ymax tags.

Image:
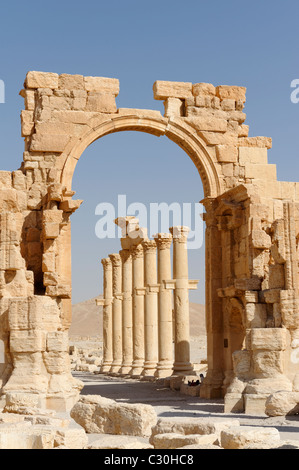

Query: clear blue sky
<box><xmin>0</xmin><ymin>0</ymin><xmax>298</xmax><ymax>304</ymax></box>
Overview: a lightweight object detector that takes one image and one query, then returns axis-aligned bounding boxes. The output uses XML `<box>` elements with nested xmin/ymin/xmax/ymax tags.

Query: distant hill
<box><xmin>69</xmin><ymin>296</ymin><xmax>206</xmax><ymax>338</ymax></box>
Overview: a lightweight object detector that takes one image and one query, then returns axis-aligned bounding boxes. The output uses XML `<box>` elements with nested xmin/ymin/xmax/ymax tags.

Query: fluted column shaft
<box><xmin>109</xmin><ymin>253</ymin><xmax>122</xmax><ymax>374</ymax></box>
<box><xmin>131</xmin><ymin>244</ymin><xmax>145</xmax><ymax>376</ymax></box>
<box><xmin>142</xmin><ymin>239</ymin><xmax>159</xmax><ymax>377</ymax></box>
<box><xmin>154</xmin><ymin>233</ymin><xmax>173</xmax><ymax>377</ymax></box>
<box><xmin>120</xmin><ymin>249</ymin><xmax>133</xmax><ymax>375</ymax></box>
<box><xmin>100</xmin><ymin>257</ymin><xmax>113</xmax><ymax>372</ymax></box>
<box><xmin>170</xmin><ymin>226</ymin><xmax>193</xmax><ymax>375</ymax></box>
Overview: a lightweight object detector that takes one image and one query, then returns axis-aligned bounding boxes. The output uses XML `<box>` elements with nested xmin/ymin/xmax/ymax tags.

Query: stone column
<box><xmin>170</xmin><ymin>226</ymin><xmax>194</xmax><ymax>375</ymax></box>
<box><xmin>154</xmin><ymin>233</ymin><xmax>174</xmax><ymax>378</ymax></box>
<box><xmin>142</xmin><ymin>239</ymin><xmax>159</xmax><ymax>377</ymax></box>
<box><xmin>119</xmin><ymin>249</ymin><xmax>133</xmax><ymax>375</ymax></box>
<box><xmin>109</xmin><ymin>253</ymin><xmax>122</xmax><ymax>374</ymax></box>
<box><xmin>131</xmin><ymin>244</ymin><xmax>145</xmax><ymax>377</ymax></box>
<box><xmin>98</xmin><ymin>257</ymin><xmax>113</xmax><ymax>373</ymax></box>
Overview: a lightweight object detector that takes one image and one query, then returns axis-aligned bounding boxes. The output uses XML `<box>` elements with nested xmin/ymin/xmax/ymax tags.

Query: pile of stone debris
<box><xmin>69</xmin><ymin>342</ymin><xmax>102</xmax><ymax>373</ymax></box>
<box><xmin>0</xmin><ymin>392</ymin><xmax>299</xmax><ymax>449</ymax></box>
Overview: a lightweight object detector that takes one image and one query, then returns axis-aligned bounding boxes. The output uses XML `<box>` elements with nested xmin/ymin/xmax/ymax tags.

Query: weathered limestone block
<box><xmin>25</xmin><ymin>72</ymin><xmax>59</xmax><ymax>90</ymax></box>
<box><xmin>84</xmin><ymin>76</ymin><xmax>119</xmax><ymax>95</ymax></box>
<box><xmin>180</xmin><ymin>383</ymin><xmax>201</xmax><ymax>396</ymax></box>
<box><xmin>164</xmin><ymin>97</ymin><xmax>184</xmax><ymax>117</ymax></box>
<box><xmin>46</xmin><ymin>332</ymin><xmax>69</xmax><ymax>352</ymax></box>
<box><xmin>220</xmin><ymin>425</ymin><xmax>280</xmax><ymax>449</ymax></box>
<box><xmin>21</xmin><ymin>110</ymin><xmax>34</xmax><ymax>137</ymax></box>
<box><xmin>245</xmin><ymin>303</ymin><xmax>267</xmax><ymax>328</ymax></box>
<box><xmin>238</xmin><ymin>136</ymin><xmax>272</xmax><ymax>148</ymax></box>
<box><xmin>42</xmin><ymin>210</ymin><xmax>63</xmax><ymax>239</ymax></box>
<box><xmin>239</xmin><ymin>147</ymin><xmax>268</xmax><ymax>164</ymax></box>
<box><xmin>70</xmin><ymin>395</ymin><xmax>157</xmax><ymax>437</ymax></box>
<box><xmin>86</xmin><ymin>93</ymin><xmax>117</xmax><ymax>113</ymax></box>
<box><xmin>42</xmin><ymin>252</ymin><xmax>55</xmax><ymax>273</ymax></box>
<box><xmin>150</xmin><ymin>417</ymin><xmax>239</xmax><ymax>443</ymax></box>
<box><xmin>185</xmin><ymin>116</ymin><xmax>227</xmax><ymax>133</ymax></box>
<box><xmin>10</xmin><ymin>330</ymin><xmax>47</xmax><ymax>353</ymax></box>
<box><xmin>245</xmin><ymin>376</ymin><xmax>293</xmax><ymax>394</ymax></box>
<box><xmin>251</xmin><ymin>328</ymin><xmax>288</xmax><ymax>351</ymax></box>
<box><xmin>253</xmin><ymin>350</ymin><xmax>284</xmax><ymax>376</ymax></box>
<box><xmin>153</xmin><ymin>81</ymin><xmax>192</xmax><ymax>100</ymax></box>
<box><xmin>245</xmin><ymin>163</ymin><xmax>277</xmax><ymax>180</ymax></box>
<box><xmin>216</xmin><ymin>145</ymin><xmax>238</xmax><ymax>163</ymax></box>
<box><xmin>3</xmin><ymin>352</ymin><xmax>49</xmax><ymax>393</ymax></box>
<box><xmin>232</xmin><ymin>350</ymin><xmax>251</xmax><ymax>379</ymax></box>
<box><xmin>8</xmin><ymin>296</ymin><xmax>61</xmax><ymax>332</ymax></box>
<box><xmin>30</xmin><ymin>134</ymin><xmax>70</xmax><ymax>153</ymax></box>
<box><xmin>280</xmin><ymin>291</ymin><xmax>299</xmax><ymax>329</ymax></box>
<box><xmin>152</xmin><ymin>432</ymin><xmax>218</xmax><ymax>449</ymax></box>
<box><xmin>192</xmin><ymin>83</ymin><xmax>216</xmax><ymax>96</ymax></box>
<box><xmin>87</xmin><ymin>435</ymin><xmax>153</xmax><ymax>449</ymax></box>
<box><xmin>58</xmin><ymin>74</ymin><xmax>84</xmax><ymax>90</ymax></box>
<box><xmin>265</xmin><ymin>391</ymin><xmax>299</xmax><ymax>416</ymax></box>
<box><xmin>216</xmin><ymin>85</ymin><xmax>246</xmax><ymax>102</ymax></box>
<box><xmin>46</xmin><ymin>284</ymin><xmax>71</xmax><ymax>298</ymax></box>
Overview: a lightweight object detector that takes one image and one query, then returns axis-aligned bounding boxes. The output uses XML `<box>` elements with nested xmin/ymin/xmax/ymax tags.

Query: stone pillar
<box><xmin>170</xmin><ymin>226</ymin><xmax>194</xmax><ymax>375</ymax></box>
<box><xmin>142</xmin><ymin>239</ymin><xmax>159</xmax><ymax>377</ymax></box>
<box><xmin>109</xmin><ymin>253</ymin><xmax>122</xmax><ymax>374</ymax></box>
<box><xmin>131</xmin><ymin>244</ymin><xmax>145</xmax><ymax>377</ymax></box>
<box><xmin>154</xmin><ymin>233</ymin><xmax>174</xmax><ymax>378</ymax></box>
<box><xmin>99</xmin><ymin>257</ymin><xmax>113</xmax><ymax>373</ymax></box>
<box><xmin>119</xmin><ymin>249</ymin><xmax>133</xmax><ymax>375</ymax></box>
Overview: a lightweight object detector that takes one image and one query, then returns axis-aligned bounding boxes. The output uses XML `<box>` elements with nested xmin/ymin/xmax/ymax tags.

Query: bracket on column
<box><xmin>114</xmin><ymin>293</ymin><xmax>123</xmax><ymax>301</ymax></box>
<box><xmin>146</xmin><ymin>284</ymin><xmax>160</xmax><ymax>294</ymax></box>
<box><xmin>134</xmin><ymin>287</ymin><xmax>146</xmax><ymax>296</ymax></box>
<box><xmin>96</xmin><ymin>298</ymin><xmax>113</xmax><ymax>306</ymax></box>
<box><xmin>163</xmin><ymin>279</ymin><xmax>199</xmax><ymax>290</ymax></box>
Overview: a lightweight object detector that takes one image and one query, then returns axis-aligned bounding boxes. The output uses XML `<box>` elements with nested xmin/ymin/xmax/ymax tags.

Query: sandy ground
<box><xmin>72</xmin><ymin>371</ymin><xmax>299</xmax><ymax>444</ymax></box>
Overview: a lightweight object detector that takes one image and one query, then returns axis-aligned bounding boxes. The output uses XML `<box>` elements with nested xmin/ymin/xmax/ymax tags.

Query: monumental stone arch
<box><xmin>0</xmin><ymin>71</ymin><xmax>298</xmax><ymax>415</ymax></box>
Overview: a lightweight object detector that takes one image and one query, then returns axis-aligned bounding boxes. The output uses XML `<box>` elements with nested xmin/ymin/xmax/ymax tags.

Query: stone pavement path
<box><xmin>73</xmin><ymin>371</ymin><xmax>299</xmax><ymax>443</ymax></box>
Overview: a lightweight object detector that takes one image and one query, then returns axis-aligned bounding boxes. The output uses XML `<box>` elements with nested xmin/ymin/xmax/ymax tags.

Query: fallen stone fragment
<box><xmin>152</xmin><ymin>432</ymin><xmax>218</xmax><ymax>449</ymax></box>
<box><xmin>71</xmin><ymin>395</ymin><xmax>157</xmax><ymax>437</ymax></box>
<box><xmin>220</xmin><ymin>426</ymin><xmax>280</xmax><ymax>449</ymax></box>
<box><xmin>150</xmin><ymin>416</ymin><xmax>239</xmax><ymax>444</ymax></box>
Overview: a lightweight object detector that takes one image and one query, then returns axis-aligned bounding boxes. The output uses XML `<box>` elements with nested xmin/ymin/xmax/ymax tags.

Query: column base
<box><xmin>172</xmin><ymin>361</ymin><xmax>194</xmax><ymax>376</ymax></box>
<box><xmin>155</xmin><ymin>361</ymin><xmax>174</xmax><ymax>378</ymax></box>
<box><xmin>120</xmin><ymin>365</ymin><xmax>133</xmax><ymax>375</ymax></box>
<box><xmin>100</xmin><ymin>363</ymin><xmax>113</xmax><ymax>373</ymax></box>
<box><xmin>109</xmin><ymin>363</ymin><xmax>122</xmax><ymax>374</ymax></box>
<box><xmin>142</xmin><ymin>362</ymin><xmax>158</xmax><ymax>377</ymax></box>
<box><xmin>131</xmin><ymin>360</ymin><xmax>144</xmax><ymax>378</ymax></box>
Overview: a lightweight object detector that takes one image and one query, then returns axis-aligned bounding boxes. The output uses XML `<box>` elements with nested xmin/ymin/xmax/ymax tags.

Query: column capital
<box><xmin>101</xmin><ymin>257</ymin><xmax>112</xmax><ymax>269</ymax></box>
<box><xmin>119</xmin><ymin>248</ymin><xmax>132</xmax><ymax>263</ymax></box>
<box><xmin>130</xmin><ymin>243</ymin><xmax>144</xmax><ymax>259</ymax></box>
<box><xmin>153</xmin><ymin>232</ymin><xmax>172</xmax><ymax>250</ymax></box>
<box><xmin>142</xmin><ymin>239</ymin><xmax>157</xmax><ymax>253</ymax></box>
<box><xmin>109</xmin><ymin>253</ymin><xmax>122</xmax><ymax>267</ymax></box>
<box><xmin>169</xmin><ymin>226</ymin><xmax>190</xmax><ymax>243</ymax></box>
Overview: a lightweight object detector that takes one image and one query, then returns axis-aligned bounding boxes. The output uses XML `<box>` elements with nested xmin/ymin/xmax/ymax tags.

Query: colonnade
<box><xmin>97</xmin><ymin>218</ymin><xmax>198</xmax><ymax>378</ymax></box>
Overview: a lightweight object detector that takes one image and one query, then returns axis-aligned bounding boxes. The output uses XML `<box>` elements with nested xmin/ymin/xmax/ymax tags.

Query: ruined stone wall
<box><xmin>0</xmin><ymin>71</ymin><xmax>298</xmax><ymax>413</ymax></box>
